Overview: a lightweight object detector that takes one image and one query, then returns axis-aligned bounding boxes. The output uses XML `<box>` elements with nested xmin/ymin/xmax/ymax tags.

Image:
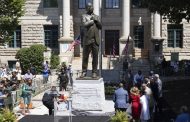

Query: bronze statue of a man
<box><xmin>80</xmin><ymin>3</ymin><xmax>102</xmax><ymax>78</ymax></box>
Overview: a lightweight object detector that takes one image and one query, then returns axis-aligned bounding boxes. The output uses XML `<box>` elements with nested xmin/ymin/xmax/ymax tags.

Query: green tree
<box><xmin>50</xmin><ymin>53</ymin><xmax>60</xmax><ymax>69</ymax></box>
<box><xmin>0</xmin><ymin>0</ymin><xmax>25</xmax><ymax>44</ymax></box>
<box><xmin>15</xmin><ymin>44</ymin><xmax>46</xmax><ymax>74</ymax></box>
<box><xmin>142</xmin><ymin>0</ymin><xmax>190</xmax><ymax>23</ymax></box>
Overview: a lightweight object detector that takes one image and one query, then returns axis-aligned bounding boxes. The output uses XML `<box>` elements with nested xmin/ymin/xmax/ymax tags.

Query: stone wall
<box><xmin>162</xmin><ymin>20</ymin><xmax>190</xmax><ymax>60</ymax></box>
<box><xmin>0</xmin><ymin>48</ymin><xmax>19</xmax><ymax>64</ymax></box>
<box><xmin>0</xmin><ymin>0</ymin><xmax>61</xmax><ymax>64</ymax></box>
<box><xmin>1</xmin><ymin>0</ymin><xmax>190</xmax><ymax>65</ymax></box>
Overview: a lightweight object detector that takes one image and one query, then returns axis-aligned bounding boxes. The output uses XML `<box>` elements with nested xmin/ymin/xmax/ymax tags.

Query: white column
<box><xmin>120</xmin><ymin>0</ymin><xmax>131</xmax><ymax>56</ymax></box>
<box><xmin>93</xmin><ymin>0</ymin><xmax>100</xmax><ymax>16</ymax></box>
<box><xmin>121</xmin><ymin>0</ymin><xmax>130</xmax><ymax>38</ymax></box>
<box><xmin>59</xmin><ymin>0</ymin><xmax>73</xmax><ymax>64</ymax></box>
<box><xmin>62</xmin><ymin>0</ymin><xmax>71</xmax><ymax>38</ymax></box>
<box><xmin>153</xmin><ymin>12</ymin><xmax>161</xmax><ymax>38</ymax></box>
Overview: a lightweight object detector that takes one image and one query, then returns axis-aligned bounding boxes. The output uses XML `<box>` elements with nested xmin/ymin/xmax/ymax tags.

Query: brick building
<box><xmin>0</xmin><ymin>0</ymin><xmax>190</xmax><ymax>70</ymax></box>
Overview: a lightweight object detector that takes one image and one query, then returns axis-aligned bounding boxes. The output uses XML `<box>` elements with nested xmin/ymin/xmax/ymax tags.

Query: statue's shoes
<box><xmin>80</xmin><ymin>72</ymin><xmax>87</xmax><ymax>78</ymax></box>
<box><xmin>92</xmin><ymin>73</ymin><xmax>97</xmax><ymax>78</ymax></box>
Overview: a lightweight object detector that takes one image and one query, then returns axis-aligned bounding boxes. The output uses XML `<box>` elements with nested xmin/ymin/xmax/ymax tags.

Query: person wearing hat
<box><xmin>130</xmin><ymin>86</ymin><xmax>141</xmax><ymax>122</ymax></box>
<box><xmin>113</xmin><ymin>83</ymin><xmax>129</xmax><ymax>112</ymax></box>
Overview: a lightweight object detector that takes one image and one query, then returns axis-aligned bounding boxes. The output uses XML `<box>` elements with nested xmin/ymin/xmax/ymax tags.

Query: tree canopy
<box><xmin>143</xmin><ymin>0</ymin><xmax>190</xmax><ymax>23</ymax></box>
<box><xmin>0</xmin><ymin>0</ymin><xmax>25</xmax><ymax>43</ymax></box>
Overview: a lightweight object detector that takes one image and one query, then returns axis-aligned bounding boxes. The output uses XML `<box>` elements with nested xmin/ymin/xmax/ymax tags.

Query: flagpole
<box><xmin>99</xmin><ymin>0</ymin><xmax>102</xmax><ymax>77</ymax></box>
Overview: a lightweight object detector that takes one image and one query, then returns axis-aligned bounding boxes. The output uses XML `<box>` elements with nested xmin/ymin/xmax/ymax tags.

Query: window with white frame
<box><xmin>167</xmin><ymin>24</ymin><xmax>183</xmax><ymax>48</ymax></box>
<box><xmin>78</xmin><ymin>0</ymin><xmax>93</xmax><ymax>9</ymax></box>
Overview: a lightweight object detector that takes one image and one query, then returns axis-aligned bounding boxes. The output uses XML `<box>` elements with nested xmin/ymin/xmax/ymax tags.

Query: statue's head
<box><xmin>86</xmin><ymin>2</ymin><xmax>93</xmax><ymax>14</ymax></box>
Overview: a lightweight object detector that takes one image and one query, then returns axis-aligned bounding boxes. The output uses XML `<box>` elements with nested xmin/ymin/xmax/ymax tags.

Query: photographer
<box><xmin>42</xmin><ymin>83</ymin><xmax>60</xmax><ymax>115</ymax></box>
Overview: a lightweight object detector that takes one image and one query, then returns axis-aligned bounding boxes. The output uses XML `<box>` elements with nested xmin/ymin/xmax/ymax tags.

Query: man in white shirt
<box><xmin>24</xmin><ymin>69</ymin><xmax>33</xmax><ymax>81</ymax></box>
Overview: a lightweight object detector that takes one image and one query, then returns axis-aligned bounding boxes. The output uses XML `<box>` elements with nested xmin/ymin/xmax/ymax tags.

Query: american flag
<box><xmin>66</xmin><ymin>35</ymin><xmax>81</xmax><ymax>52</ymax></box>
<box><xmin>124</xmin><ymin>36</ymin><xmax>130</xmax><ymax>55</ymax></box>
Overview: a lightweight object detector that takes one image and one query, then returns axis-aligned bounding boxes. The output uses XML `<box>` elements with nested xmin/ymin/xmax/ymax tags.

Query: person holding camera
<box><xmin>42</xmin><ymin>83</ymin><xmax>60</xmax><ymax>115</ymax></box>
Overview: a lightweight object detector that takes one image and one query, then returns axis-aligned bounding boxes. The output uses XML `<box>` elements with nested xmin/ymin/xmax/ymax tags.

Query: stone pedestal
<box><xmin>72</xmin><ymin>78</ymin><xmax>105</xmax><ymax>111</ymax></box>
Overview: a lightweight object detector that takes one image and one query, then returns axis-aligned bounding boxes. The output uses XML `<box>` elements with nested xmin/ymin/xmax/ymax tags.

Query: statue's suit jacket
<box><xmin>81</xmin><ymin>13</ymin><xmax>102</xmax><ymax>46</ymax></box>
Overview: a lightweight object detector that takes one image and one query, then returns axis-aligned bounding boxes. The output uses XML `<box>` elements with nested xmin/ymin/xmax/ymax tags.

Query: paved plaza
<box><xmin>13</xmin><ymin>76</ymin><xmax>190</xmax><ymax>122</ymax></box>
<box><xmin>14</xmin><ymin>86</ymin><xmax>115</xmax><ymax>121</ymax></box>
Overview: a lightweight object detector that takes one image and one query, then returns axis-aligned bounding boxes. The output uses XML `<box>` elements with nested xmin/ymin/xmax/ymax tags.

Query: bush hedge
<box><xmin>111</xmin><ymin>111</ymin><xmax>129</xmax><ymax>122</ymax></box>
<box><xmin>50</xmin><ymin>53</ymin><xmax>60</xmax><ymax>69</ymax></box>
<box><xmin>0</xmin><ymin>108</ymin><xmax>17</xmax><ymax>122</ymax></box>
<box><xmin>15</xmin><ymin>44</ymin><xmax>46</xmax><ymax>74</ymax></box>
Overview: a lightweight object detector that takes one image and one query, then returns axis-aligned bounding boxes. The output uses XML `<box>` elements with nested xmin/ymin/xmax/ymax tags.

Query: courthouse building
<box><xmin>0</xmin><ymin>0</ymin><xmax>190</xmax><ymax>69</ymax></box>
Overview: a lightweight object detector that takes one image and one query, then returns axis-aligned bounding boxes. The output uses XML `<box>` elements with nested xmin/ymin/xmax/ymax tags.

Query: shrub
<box><xmin>105</xmin><ymin>86</ymin><xmax>116</xmax><ymax>95</ymax></box>
<box><xmin>111</xmin><ymin>111</ymin><xmax>129</xmax><ymax>122</ymax></box>
<box><xmin>50</xmin><ymin>53</ymin><xmax>60</xmax><ymax>69</ymax></box>
<box><xmin>15</xmin><ymin>44</ymin><xmax>46</xmax><ymax>74</ymax></box>
<box><xmin>0</xmin><ymin>108</ymin><xmax>17</xmax><ymax>122</ymax></box>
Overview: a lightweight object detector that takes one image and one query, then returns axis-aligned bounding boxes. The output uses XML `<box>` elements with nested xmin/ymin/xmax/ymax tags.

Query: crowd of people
<box><xmin>160</xmin><ymin>58</ymin><xmax>190</xmax><ymax>76</ymax></box>
<box><xmin>42</xmin><ymin>62</ymin><xmax>73</xmax><ymax>116</ymax></box>
<box><xmin>1</xmin><ymin>57</ymin><xmax>190</xmax><ymax>120</ymax></box>
<box><xmin>0</xmin><ymin>60</ymin><xmax>73</xmax><ymax>115</ymax></box>
<box><xmin>113</xmin><ymin>68</ymin><xmax>190</xmax><ymax>122</ymax></box>
<box><xmin>0</xmin><ymin>62</ymin><xmax>38</xmax><ymax>115</ymax></box>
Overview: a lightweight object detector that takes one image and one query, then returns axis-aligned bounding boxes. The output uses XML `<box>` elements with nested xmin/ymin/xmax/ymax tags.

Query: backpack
<box><xmin>42</xmin><ymin>92</ymin><xmax>53</xmax><ymax>105</ymax></box>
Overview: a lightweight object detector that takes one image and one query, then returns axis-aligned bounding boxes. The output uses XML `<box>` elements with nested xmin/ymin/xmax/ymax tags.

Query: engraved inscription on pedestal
<box><xmin>72</xmin><ymin>78</ymin><xmax>105</xmax><ymax>111</ymax></box>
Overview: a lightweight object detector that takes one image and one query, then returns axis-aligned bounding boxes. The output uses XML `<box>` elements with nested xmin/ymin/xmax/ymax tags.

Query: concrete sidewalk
<box><xmin>14</xmin><ymin>88</ymin><xmax>115</xmax><ymax>120</ymax></box>
<box><xmin>14</xmin><ymin>90</ymin><xmax>49</xmax><ymax>120</ymax></box>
